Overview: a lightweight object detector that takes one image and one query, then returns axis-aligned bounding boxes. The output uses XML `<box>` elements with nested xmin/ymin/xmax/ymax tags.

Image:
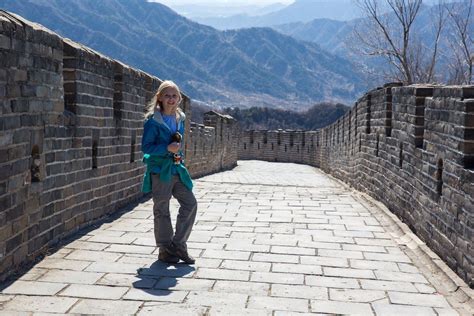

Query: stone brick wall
<box><xmin>186</xmin><ymin>111</ymin><xmax>238</xmax><ymax>178</ymax></box>
<box><xmin>239</xmin><ymin>84</ymin><xmax>474</xmax><ymax>286</ymax></box>
<box><xmin>0</xmin><ymin>12</ymin><xmax>238</xmax><ymax>281</ymax></box>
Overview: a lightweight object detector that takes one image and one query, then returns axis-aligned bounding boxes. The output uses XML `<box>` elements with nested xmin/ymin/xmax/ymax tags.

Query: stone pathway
<box><xmin>0</xmin><ymin>160</ymin><xmax>472</xmax><ymax>315</ymax></box>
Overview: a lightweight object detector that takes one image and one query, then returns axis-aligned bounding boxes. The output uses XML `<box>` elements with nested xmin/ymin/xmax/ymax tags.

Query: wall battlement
<box><xmin>0</xmin><ymin>11</ymin><xmax>237</xmax><ymax>281</ymax></box>
<box><xmin>239</xmin><ymin>84</ymin><xmax>474</xmax><ymax>286</ymax></box>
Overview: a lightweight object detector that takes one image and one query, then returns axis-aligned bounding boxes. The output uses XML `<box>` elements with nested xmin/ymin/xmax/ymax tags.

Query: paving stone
<box><xmin>154</xmin><ymin>277</ymin><xmax>214</xmax><ymax>291</ymax></box>
<box><xmin>342</xmin><ymin>244</ymin><xmax>386</xmax><ymax>253</ymax></box>
<box><xmin>271</xmin><ymin>246</ymin><xmax>315</xmax><ymax>256</ymax></box>
<box><xmin>123</xmin><ymin>288</ymin><xmax>188</xmax><ymax>302</ymax></box>
<box><xmin>323</xmin><ymin>267</ymin><xmax>375</xmax><ymax>279</ymax></box>
<box><xmin>364</xmin><ymin>252</ymin><xmax>412</xmax><ymax>263</ymax></box>
<box><xmin>96</xmin><ymin>273</ymin><xmax>156</xmax><ymax>289</ymax></box>
<box><xmin>66</xmin><ymin>250</ymin><xmax>122</xmax><ymax>262</ymax></box>
<box><xmin>300</xmin><ymin>255</ymin><xmax>348</xmax><ymax>268</ymax></box>
<box><xmin>117</xmin><ymin>254</ymin><xmax>158</xmax><ymax>265</ymax></box>
<box><xmin>375</xmin><ymin>271</ymin><xmax>429</xmax><ymax>283</ymax></box>
<box><xmin>208</xmin><ymin>307</ymin><xmax>271</xmax><ymax>315</ymax></box>
<box><xmin>251</xmin><ymin>271</ymin><xmax>304</xmax><ymax>285</ymax></box>
<box><xmin>35</xmin><ymin>258</ymin><xmax>91</xmax><ymax>271</ymax></box>
<box><xmin>372</xmin><ymin>299</ymin><xmax>436</xmax><ymax>315</ymax></box>
<box><xmin>310</xmin><ymin>300</ymin><xmax>373</xmax><ymax>315</ymax></box>
<box><xmin>213</xmin><ymin>280</ymin><xmax>269</xmax><ymax>296</ymax></box>
<box><xmin>221</xmin><ymin>259</ymin><xmax>271</xmax><ymax>272</ymax></box>
<box><xmin>202</xmin><ymin>249</ymin><xmax>251</xmax><ymax>260</ymax></box>
<box><xmin>59</xmin><ymin>284</ymin><xmax>129</xmax><ymax>299</ymax></box>
<box><xmin>329</xmin><ymin>288</ymin><xmax>386</xmax><ymax>302</ymax></box>
<box><xmin>252</xmin><ymin>253</ymin><xmax>299</xmax><ymax>263</ymax></box>
<box><xmin>193</xmin><ymin>258</ymin><xmax>222</xmax><ymax>268</ymax></box>
<box><xmin>38</xmin><ymin>270</ymin><xmax>103</xmax><ymax>284</ymax></box>
<box><xmin>271</xmin><ymin>263</ymin><xmax>322</xmax><ymax>275</ymax></box>
<box><xmin>248</xmin><ymin>296</ymin><xmax>309</xmax><ymax>312</ymax></box>
<box><xmin>415</xmin><ymin>283</ymin><xmax>437</xmax><ymax>294</ymax></box>
<box><xmin>1</xmin><ymin>295</ymin><xmax>77</xmax><ymax>313</ymax></box>
<box><xmin>305</xmin><ymin>276</ymin><xmax>359</xmax><ymax>289</ymax></box>
<box><xmin>318</xmin><ymin>249</ymin><xmax>364</xmax><ymax>259</ymax></box>
<box><xmin>388</xmin><ymin>292</ymin><xmax>451</xmax><ymax>308</ymax></box>
<box><xmin>360</xmin><ymin>279</ymin><xmax>418</xmax><ymax>292</ymax></box>
<box><xmin>354</xmin><ymin>238</ymin><xmax>396</xmax><ymax>246</ymax></box>
<box><xmin>17</xmin><ymin>268</ymin><xmax>48</xmax><ymax>281</ymax></box>
<box><xmin>185</xmin><ymin>291</ymin><xmax>247</xmax><ymax>309</ymax></box>
<box><xmin>271</xmin><ymin>284</ymin><xmax>328</xmax><ymax>300</ymax></box>
<box><xmin>138</xmin><ymin>302</ymin><xmax>207</xmax><ymax>315</ymax></box>
<box><xmin>298</xmin><ymin>241</ymin><xmax>341</xmax><ymax>250</ymax></box>
<box><xmin>1</xmin><ymin>280</ymin><xmax>67</xmax><ymax>295</ymax></box>
<box><xmin>105</xmin><ymin>244</ymin><xmax>155</xmax><ymax>254</ymax></box>
<box><xmin>85</xmin><ymin>261</ymin><xmax>143</xmax><ymax>274</ymax></box>
<box><xmin>196</xmin><ymin>268</ymin><xmax>249</xmax><ymax>281</ymax></box>
<box><xmin>64</xmin><ymin>240</ymin><xmax>109</xmax><ymax>250</ymax></box>
<box><xmin>350</xmin><ymin>259</ymin><xmax>400</xmax><ymax>271</ymax></box>
<box><xmin>69</xmin><ymin>299</ymin><xmax>142</xmax><ymax>314</ymax></box>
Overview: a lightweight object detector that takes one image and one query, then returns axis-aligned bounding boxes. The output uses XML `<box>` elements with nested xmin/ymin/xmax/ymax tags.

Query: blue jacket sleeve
<box><xmin>142</xmin><ymin>120</ymin><xmax>169</xmax><ymax>155</ymax></box>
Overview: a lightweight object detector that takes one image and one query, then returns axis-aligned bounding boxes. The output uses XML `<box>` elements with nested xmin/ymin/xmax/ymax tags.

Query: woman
<box><xmin>141</xmin><ymin>80</ymin><xmax>197</xmax><ymax>264</ymax></box>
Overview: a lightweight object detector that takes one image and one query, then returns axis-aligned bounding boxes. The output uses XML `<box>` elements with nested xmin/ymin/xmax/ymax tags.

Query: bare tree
<box><xmin>351</xmin><ymin>0</ymin><xmax>445</xmax><ymax>84</ymax></box>
<box><xmin>446</xmin><ymin>0</ymin><xmax>473</xmax><ymax>84</ymax></box>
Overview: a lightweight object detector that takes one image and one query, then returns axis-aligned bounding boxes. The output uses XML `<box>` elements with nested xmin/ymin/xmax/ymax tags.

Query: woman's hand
<box><xmin>168</xmin><ymin>142</ymin><xmax>180</xmax><ymax>154</ymax></box>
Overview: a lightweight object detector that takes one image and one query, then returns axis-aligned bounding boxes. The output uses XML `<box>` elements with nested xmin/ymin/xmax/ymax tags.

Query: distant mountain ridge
<box><xmin>0</xmin><ymin>0</ymin><xmax>365</xmax><ymax>109</ymax></box>
<box><xmin>192</xmin><ymin>0</ymin><xmax>363</xmax><ymax>30</ymax></box>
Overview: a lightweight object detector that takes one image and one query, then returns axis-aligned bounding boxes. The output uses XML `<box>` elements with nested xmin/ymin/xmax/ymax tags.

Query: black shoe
<box><xmin>169</xmin><ymin>244</ymin><xmax>195</xmax><ymax>264</ymax></box>
<box><xmin>158</xmin><ymin>247</ymin><xmax>179</xmax><ymax>264</ymax></box>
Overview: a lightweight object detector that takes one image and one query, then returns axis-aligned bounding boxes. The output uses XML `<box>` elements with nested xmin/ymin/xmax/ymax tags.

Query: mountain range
<box><xmin>0</xmin><ymin>0</ymin><xmax>365</xmax><ymax>109</ymax></box>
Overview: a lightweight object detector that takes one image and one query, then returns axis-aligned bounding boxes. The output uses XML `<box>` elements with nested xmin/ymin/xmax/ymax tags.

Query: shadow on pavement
<box><xmin>133</xmin><ymin>260</ymin><xmax>195</xmax><ymax>295</ymax></box>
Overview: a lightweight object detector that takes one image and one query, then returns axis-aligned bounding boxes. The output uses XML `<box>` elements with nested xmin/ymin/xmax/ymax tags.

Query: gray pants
<box><xmin>151</xmin><ymin>174</ymin><xmax>197</xmax><ymax>248</ymax></box>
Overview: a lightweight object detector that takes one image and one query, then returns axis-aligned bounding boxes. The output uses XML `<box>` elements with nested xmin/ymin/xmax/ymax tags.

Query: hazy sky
<box><xmin>154</xmin><ymin>0</ymin><xmax>294</xmax><ymax>6</ymax></box>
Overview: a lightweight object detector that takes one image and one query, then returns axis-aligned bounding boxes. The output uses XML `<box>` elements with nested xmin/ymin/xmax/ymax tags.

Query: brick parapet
<box><xmin>239</xmin><ymin>85</ymin><xmax>474</xmax><ymax>286</ymax></box>
<box><xmin>0</xmin><ymin>12</ymin><xmax>238</xmax><ymax>281</ymax></box>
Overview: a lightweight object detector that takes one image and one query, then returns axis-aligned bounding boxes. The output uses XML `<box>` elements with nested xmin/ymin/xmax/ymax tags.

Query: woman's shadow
<box><xmin>132</xmin><ymin>260</ymin><xmax>196</xmax><ymax>296</ymax></box>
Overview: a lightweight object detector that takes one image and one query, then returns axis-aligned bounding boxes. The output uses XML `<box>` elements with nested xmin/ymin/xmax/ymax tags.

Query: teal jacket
<box><xmin>142</xmin><ymin>153</ymin><xmax>193</xmax><ymax>193</ymax></box>
<box><xmin>141</xmin><ymin>110</ymin><xmax>193</xmax><ymax>193</ymax></box>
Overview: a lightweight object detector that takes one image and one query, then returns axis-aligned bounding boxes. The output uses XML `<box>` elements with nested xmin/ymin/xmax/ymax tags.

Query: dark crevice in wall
<box><xmin>436</xmin><ymin>158</ymin><xmax>443</xmax><ymax>198</ymax></box>
<box><xmin>31</xmin><ymin>145</ymin><xmax>41</xmax><ymax>182</ymax></box>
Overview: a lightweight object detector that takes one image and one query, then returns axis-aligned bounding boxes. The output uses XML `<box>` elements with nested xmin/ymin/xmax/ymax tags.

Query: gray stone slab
<box><xmin>1</xmin><ymin>281</ymin><xmax>67</xmax><ymax>295</ymax></box>
<box><xmin>154</xmin><ymin>277</ymin><xmax>214</xmax><ymax>291</ymax></box>
<box><xmin>96</xmin><ymin>273</ymin><xmax>156</xmax><ymax>289</ymax></box>
<box><xmin>213</xmin><ymin>280</ymin><xmax>269</xmax><ymax>296</ymax></box>
<box><xmin>251</xmin><ymin>271</ymin><xmax>304</xmax><ymax>285</ymax></box>
<box><xmin>123</xmin><ymin>288</ymin><xmax>188</xmax><ymax>302</ymax></box>
<box><xmin>58</xmin><ymin>284</ymin><xmax>129</xmax><ymax>299</ymax></box>
<box><xmin>271</xmin><ymin>284</ymin><xmax>328</xmax><ymax>300</ymax></box>
<box><xmin>305</xmin><ymin>276</ymin><xmax>360</xmax><ymax>289</ymax></box>
<box><xmin>185</xmin><ymin>291</ymin><xmax>247</xmax><ymax>309</ymax></box>
<box><xmin>138</xmin><ymin>303</ymin><xmax>207</xmax><ymax>316</ymax></box>
<box><xmin>388</xmin><ymin>292</ymin><xmax>451</xmax><ymax>308</ymax></box>
<box><xmin>248</xmin><ymin>296</ymin><xmax>309</xmax><ymax>312</ymax></box>
<box><xmin>2</xmin><ymin>295</ymin><xmax>77</xmax><ymax>313</ymax></box>
<box><xmin>38</xmin><ymin>270</ymin><xmax>103</xmax><ymax>284</ymax></box>
<box><xmin>329</xmin><ymin>288</ymin><xmax>386</xmax><ymax>303</ymax></box>
<box><xmin>372</xmin><ymin>300</ymin><xmax>436</xmax><ymax>316</ymax></box>
<box><xmin>221</xmin><ymin>259</ymin><xmax>271</xmax><ymax>272</ymax></box>
<box><xmin>196</xmin><ymin>268</ymin><xmax>249</xmax><ymax>281</ymax></box>
<box><xmin>69</xmin><ymin>299</ymin><xmax>142</xmax><ymax>314</ymax></box>
<box><xmin>310</xmin><ymin>300</ymin><xmax>374</xmax><ymax>315</ymax></box>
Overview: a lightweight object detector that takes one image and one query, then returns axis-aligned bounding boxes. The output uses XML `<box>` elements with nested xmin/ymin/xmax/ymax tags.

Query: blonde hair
<box><xmin>144</xmin><ymin>80</ymin><xmax>182</xmax><ymax>119</ymax></box>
